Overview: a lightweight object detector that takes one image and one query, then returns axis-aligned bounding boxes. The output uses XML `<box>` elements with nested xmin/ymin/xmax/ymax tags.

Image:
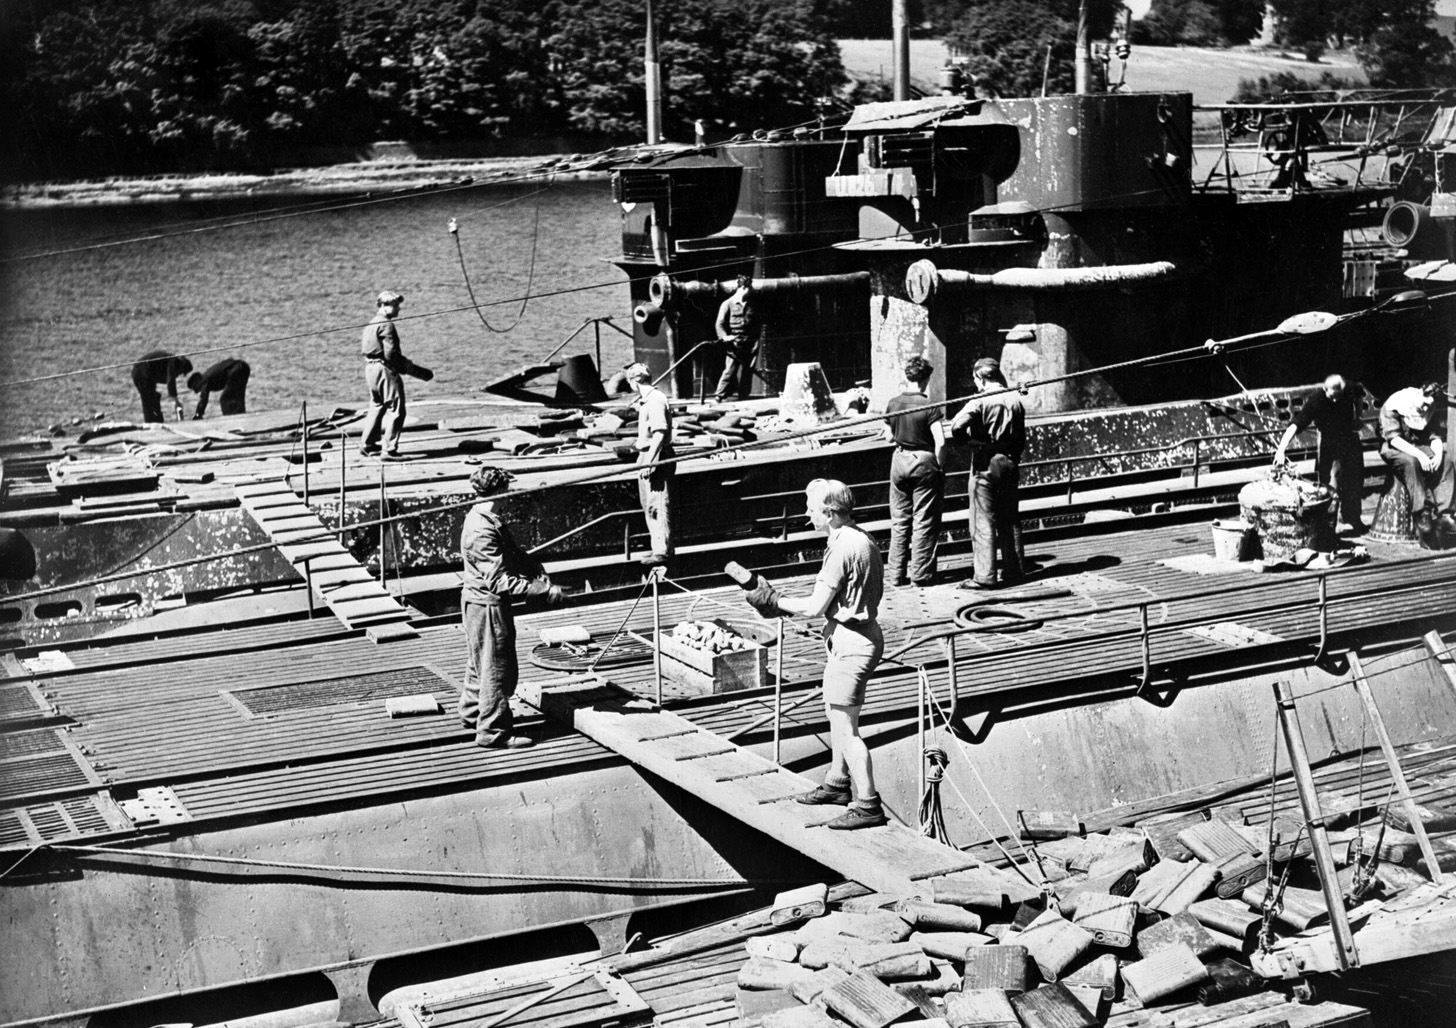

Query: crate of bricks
<box><xmin>634</xmin><ymin>619</ymin><xmax>770</xmax><ymax>695</ymax></box>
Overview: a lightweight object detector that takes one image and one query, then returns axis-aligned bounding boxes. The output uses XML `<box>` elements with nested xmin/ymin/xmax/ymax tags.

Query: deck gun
<box><xmin>725</xmin><ymin>561</ymin><xmax>781</xmax><ymax>618</ymax></box>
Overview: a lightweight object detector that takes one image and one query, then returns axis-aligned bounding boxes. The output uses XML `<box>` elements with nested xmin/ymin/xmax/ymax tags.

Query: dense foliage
<box><xmin>942</xmin><ymin>0</ymin><xmax>1123</xmax><ymax>98</ymax></box>
<box><xmin>4</xmin><ymin>0</ymin><xmax>848</xmax><ymax>180</ymax></box>
<box><xmin>1268</xmin><ymin>0</ymin><xmax>1456</xmax><ymax>81</ymax></box>
<box><xmin>1136</xmin><ymin>0</ymin><xmax>1265</xmax><ymax>46</ymax></box>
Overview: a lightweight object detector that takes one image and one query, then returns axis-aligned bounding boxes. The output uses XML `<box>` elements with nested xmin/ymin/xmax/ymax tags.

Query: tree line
<box><xmin>4</xmin><ymin>0</ymin><xmax>848</xmax><ymax>180</ymax></box>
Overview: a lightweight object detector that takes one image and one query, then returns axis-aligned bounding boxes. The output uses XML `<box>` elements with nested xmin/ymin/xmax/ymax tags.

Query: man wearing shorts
<box><xmin>774</xmin><ymin>479</ymin><xmax>888</xmax><ymax>830</ymax></box>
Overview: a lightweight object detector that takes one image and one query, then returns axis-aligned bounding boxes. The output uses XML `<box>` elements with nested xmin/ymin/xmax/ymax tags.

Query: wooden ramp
<box><xmin>235</xmin><ymin>480</ymin><xmax>416</xmax><ymax>639</ymax></box>
<box><xmin>519</xmin><ymin>676</ymin><xmax>1022</xmax><ymax>898</ymax></box>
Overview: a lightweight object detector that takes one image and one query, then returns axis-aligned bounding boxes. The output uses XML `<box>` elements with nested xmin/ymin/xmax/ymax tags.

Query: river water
<box><xmin>0</xmin><ymin>180</ymin><xmax>634</xmax><ymax>436</ymax></box>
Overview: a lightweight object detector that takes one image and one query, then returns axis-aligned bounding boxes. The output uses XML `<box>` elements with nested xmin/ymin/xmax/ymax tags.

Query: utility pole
<box><xmin>645</xmin><ymin>0</ymin><xmax>662</xmax><ymax>144</ymax></box>
<box><xmin>892</xmin><ymin>0</ymin><xmax>910</xmax><ymax>102</ymax></box>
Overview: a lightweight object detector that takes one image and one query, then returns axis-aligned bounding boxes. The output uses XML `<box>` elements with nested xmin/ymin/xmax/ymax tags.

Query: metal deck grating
<box><xmin>0</xmin><ymin>794</ymin><xmax>127</xmax><ymax>847</ymax></box>
<box><xmin>0</xmin><ymin>728</ymin><xmax>65</xmax><ymax>760</ymax></box>
<box><xmin>225</xmin><ymin>664</ymin><xmax>454</xmax><ymax>717</ymax></box>
<box><xmin>0</xmin><ymin>751</ymin><xmax>95</xmax><ymax>802</ymax></box>
<box><xmin>0</xmin><ymin>685</ymin><xmax>47</xmax><ymax>724</ymax></box>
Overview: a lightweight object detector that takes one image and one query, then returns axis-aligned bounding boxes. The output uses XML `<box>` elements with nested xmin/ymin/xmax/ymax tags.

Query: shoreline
<box><xmin>0</xmin><ymin>154</ymin><xmax>611</xmax><ymax>209</ymax></box>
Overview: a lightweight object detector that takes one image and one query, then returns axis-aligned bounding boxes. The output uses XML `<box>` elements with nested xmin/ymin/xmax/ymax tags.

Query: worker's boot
<box><xmin>826</xmin><ymin>797</ymin><xmax>889</xmax><ymax>831</ymax></box>
<box><xmin>1417</xmin><ymin>511</ymin><xmax>1443</xmax><ymax>550</ymax></box>
<box><xmin>796</xmin><ymin>776</ymin><xmax>852</xmax><ymax>805</ymax></box>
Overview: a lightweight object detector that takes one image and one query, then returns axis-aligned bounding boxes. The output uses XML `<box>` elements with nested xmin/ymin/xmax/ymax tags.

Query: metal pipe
<box><xmin>1075</xmin><ymin>0</ymin><xmax>1092</xmax><ymax>95</ymax></box>
<box><xmin>652</xmin><ymin>568</ymin><xmax>663</xmax><ymax>707</ymax></box>
<box><xmin>918</xmin><ymin>670</ymin><xmax>926</xmax><ymax>802</ymax></box>
<box><xmin>945</xmin><ymin>635</ymin><xmax>959</xmax><ymax>710</ymax></box>
<box><xmin>892</xmin><ymin>0</ymin><xmax>911</xmax><ymax>101</ymax></box>
<box><xmin>301</xmin><ymin>400</ymin><xmax>310</xmax><ymax>505</ymax></box>
<box><xmin>644</xmin><ymin>0</ymin><xmax>662</xmax><ymax>144</ymax></box>
<box><xmin>304</xmin><ymin>556</ymin><xmax>314</xmax><ymax>619</ymax></box>
<box><xmin>1273</xmin><ymin>679</ymin><xmax>1360</xmax><ymax>970</ymax></box>
<box><xmin>378</xmin><ymin>464</ymin><xmax>387</xmax><ymax>588</ymax></box>
<box><xmin>774</xmin><ymin>617</ymin><xmax>784</xmax><ymax>765</ymax></box>
<box><xmin>1315</xmin><ymin>574</ymin><xmax>1329</xmax><ymax>662</ymax></box>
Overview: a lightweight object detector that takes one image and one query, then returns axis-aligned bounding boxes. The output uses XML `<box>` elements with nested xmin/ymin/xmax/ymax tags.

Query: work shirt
<box><xmin>133</xmin><ymin>350</ymin><xmax>192</xmax><ymax>397</ymax></box>
<box><xmin>636</xmin><ymin>383</ymin><xmax>674</xmax><ymax>459</ymax></box>
<box><xmin>361</xmin><ymin>312</ymin><xmax>403</xmax><ymax>370</ymax></box>
<box><xmin>885</xmin><ymin>390</ymin><xmax>942</xmax><ymax>452</ymax></box>
<box><xmin>460</xmin><ymin>505</ymin><xmax>551</xmax><ymax>606</ymax></box>
<box><xmin>1378</xmin><ymin>387</ymin><xmax>1436</xmax><ymax>445</ymax></box>
<box><xmin>724</xmin><ymin>296</ymin><xmax>758</xmax><ymax>341</ymax></box>
<box><xmin>817</xmin><ymin>522</ymin><xmax>883</xmax><ymax>625</ymax></box>
<box><xmin>193</xmin><ymin>358</ymin><xmax>247</xmax><ymax>392</ymax></box>
<box><xmin>951</xmin><ymin>390</ymin><xmax>1026</xmax><ymax>470</ymax></box>
<box><xmin>1292</xmin><ymin>390</ymin><xmax>1358</xmax><ymax>437</ymax></box>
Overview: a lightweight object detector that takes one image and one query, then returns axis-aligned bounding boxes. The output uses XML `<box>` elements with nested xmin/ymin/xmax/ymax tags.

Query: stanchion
<box><xmin>918</xmin><ymin>671</ymin><xmax>926</xmax><ymax>802</ymax></box>
<box><xmin>303</xmin><ymin>555</ymin><xmax>314</xmax><ymax>619</ymax></box>
<box><xmin>339</xmin><ymin>425</ymin><xmax>347</xmax><ymax>531</ymax></box>
<box><xmin>652</xmin><ymin>567</ymin><xmax>663</xmax><ymax>707</ymax></box>
<box><xmin>774</xmin><ymin>616</ymin><xmax>784</xmax><ymax>765</ymax></box>
<box><xmin>301</xmin><ymin>400</ymin><xmax>310</xmax><ymax>504</ymax></box>
<box><xmin>378</xmin><ymin>463</ymin><xmax>387</xmax><ymax>588</ymax></box>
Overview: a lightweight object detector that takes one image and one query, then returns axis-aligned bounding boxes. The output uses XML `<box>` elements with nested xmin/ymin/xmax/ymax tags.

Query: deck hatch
<box><xmin>0</xmin><ymin>684</ymin><xmax>49</xmax><ymax>726</ymax></box>
<box><xmin>0</xmin><ymin>794</ymin><xmax>131</xmax><ymax>847</ymax></box>
<box><xmin>224</xmin><ymin>665</ymin><xmax>454</xmax><ymax>718</ymax></box>
<box><xmin>0</xmin><ymin>728</ymin><xmax>66</xmax><ymax>760</ymax></box>
<box><xmin>0</xmin><ymin>751</ymin><xmax>97</xmax><ymax>801</ymax></box>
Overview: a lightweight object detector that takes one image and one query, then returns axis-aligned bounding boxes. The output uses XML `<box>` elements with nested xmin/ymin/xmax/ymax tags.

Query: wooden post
<box><xmin>774</xmin><ymin>616</ymin><xmax>784</xmax><ymax>766</ymax></box>
<box><xmin>1273</xmin><ymin>680</ymin><xmax>1360</xmax><ymax>969</ymax></box>
<box><xmin>1425</xmin><ymin>630</ymin><xmax>1456</xmax><ymax>694</ymax></box>
<box><xmin>1348</xmin><ymin>652</ymin><xmax>1446</xmax><ymax>883</ymax></box>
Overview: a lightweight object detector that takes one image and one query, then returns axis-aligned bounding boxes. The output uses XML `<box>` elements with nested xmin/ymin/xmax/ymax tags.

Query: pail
<box><xmin>1210</xmin><ymin>519</ymin><xmax>1251</xmax><ymax>562</ymax></box>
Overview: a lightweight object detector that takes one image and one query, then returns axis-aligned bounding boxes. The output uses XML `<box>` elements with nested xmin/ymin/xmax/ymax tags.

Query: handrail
<box><xmin>528</xmin><ymin>508</ymin><xmax>639</xmax><ymax>560</ymax></box>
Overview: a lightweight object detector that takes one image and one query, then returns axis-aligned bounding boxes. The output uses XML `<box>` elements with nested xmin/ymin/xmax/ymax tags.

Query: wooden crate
<box><xmin>632</xmin><ymin>619</ymin><xmax>769</xmax><ymax>695</ymax></box>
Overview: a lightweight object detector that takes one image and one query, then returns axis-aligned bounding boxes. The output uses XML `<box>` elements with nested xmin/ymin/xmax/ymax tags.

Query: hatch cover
<box><xmin>0</xmin><ymin>794</ymin><xmax>129</xmax><ymax>848</ymax></box>
<box><xmin>0</xmin><ymin>751</ymin><xmax>100</xmax><ymax>802</ymax></box>
<box><xmin>0</xmin><ymin>728</ymin><xmax>67</xmax><ymax>760</ymax></box>
<box><xmin>0</xmin><ymin>684</ymin><xmax>50</xmax><ymax>727</ymax></box>
<box><xmin>224</xmin><ymin>665</ymin><xmax>455</xmax><ymax>718</ymax></box>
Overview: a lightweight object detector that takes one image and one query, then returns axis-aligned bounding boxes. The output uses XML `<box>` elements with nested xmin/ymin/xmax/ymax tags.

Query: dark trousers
<box><xmin>972</xmin><ymin>455</ymin><xmax>1022</xmax><ymax>586</ymax></box>
<box><xmin>713</xmin><ymin>341</ymin><xmax>755</xmax><ymax>400</ymax></box>
<box><xmin>1381</xmin><ymin>443</ymin><xmax>1455</xmax><ymax>516</ymax></box>
<box><xmin>1317</xmin><ymin>433</ymin><xmax>1365</xmax><ymax>526</ymax></box>
<box><xmin>460</xmin><ymin>600</ymin><xmax>517</xmax><ymax>745</ymax></box>
<box><xmin>361</xmin><ymin>361</ymin><xmax>406</xmax><ymax>453</ymax></box>
<box><xmin>218</xmin><ymin>364</ymin><xmax>250</xmax><ymax>415</ymax></box>
<box><xmin>132</xmin><ymin>366</ymin><xmax>165</xmax><ymax>423</ymax></box>
<box><xmin>887</xmin><ymin>448</ymin><xmax>944</xmax><ymax>584</ymax></box>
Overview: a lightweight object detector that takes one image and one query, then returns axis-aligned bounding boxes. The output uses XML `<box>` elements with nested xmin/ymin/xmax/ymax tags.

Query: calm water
<box><xmin>0</xmin><ymin>181</ymin><xmax>634</xmax><ymax>436</ymax></box>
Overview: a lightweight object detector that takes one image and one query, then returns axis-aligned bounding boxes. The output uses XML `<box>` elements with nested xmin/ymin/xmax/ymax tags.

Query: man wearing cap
<box><xmin>187</xmin><ymin>357</ymin><xmax>251</xmax><ymax>418</ymax></box>
<box><xmin>1273</xmin><ymin>373</ymin><xmax>1367</xmax><ymax>534</ymax></box>
<box><xmin>765</xmin><ymin>479</ymin><xmax>888</xmax><ymax>831</ymax></box>
<box><xmin>950</xmin><ymin>357</ymin><xmax>1025</xmax><ymax>588</ymax></box>
<box><xmin>713</xmin><ymin>275</ymin><xmax>760</xmax><ymax>403</ymax></box>
<box><xmin>360</xmin><ymin>290</ymin><xmax>433</xmax><ymax>460</ymax></box>
<box><xmin>625</xmin><ymin>362</ymin><xmax>675</xmax><ymax>566</ymax></box>
<box><xmin>1378</xmin><ymin>381</ymin><xmax>1454</xmax><ymax>548</ymax></box>
<box><xmin>460</xmin><ymin>465</ymin><xmax>565</xmax><ymax>749</ymax></box>
<box><xmin>131</xmin><ymin>349</ymin><xmax>193</xmax><ymax>423</ymax></box>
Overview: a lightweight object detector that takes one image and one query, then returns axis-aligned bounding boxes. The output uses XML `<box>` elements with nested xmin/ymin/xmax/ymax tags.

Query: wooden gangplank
<box><xmin>235</xmin><ymin>480</ymin><xmax>416</xmax><ymax>638</ymax></box>
<box><xmin>518</xmin><ymin>676</ymin><xmax>1020</xmax><ymax>898</ymax></box>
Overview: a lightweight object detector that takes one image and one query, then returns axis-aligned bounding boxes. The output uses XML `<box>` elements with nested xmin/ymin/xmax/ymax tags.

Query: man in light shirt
<box><xmin>1378</xmin><ymin>381</ymin><xmax>1453</xmax><ymax>548</ymax></box>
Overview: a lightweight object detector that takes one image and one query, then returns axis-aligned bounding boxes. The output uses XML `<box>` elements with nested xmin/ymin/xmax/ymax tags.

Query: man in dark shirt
<box><xmin>882</xmin><ymin>355</ymin><xmax>947</xmax><ymax>586</ymax></box>
<box><xmin>131</xmin><ymin>350</ymin><xmax>193</xmax><ymax>423</ymax></box>
<box><xmin>712</xmin><ymin>275</ymin><xmax>760</xmax><ymax>403</ymax></box>
<box><xmin>951</xmin><ymin>357</ymin><xmax>1026</xmax><ymax>588</ymax></box>
<box><xmin>1273</xmin><ymin>374</ymin><xmax>1366</xmax><ymax>533</ymax></box>
<box><xmin>187</xmin><ymin>358</ymin><xmax>251</xmax><ymax>418</ymax></box>
<box><xmin>459</xmin><ymin>465</ymin><xmax>564</xmax><ymax>748</ymax></box>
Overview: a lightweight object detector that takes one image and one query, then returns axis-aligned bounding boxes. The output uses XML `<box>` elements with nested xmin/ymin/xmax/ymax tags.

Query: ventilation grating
<box><xmin>225</xmin><ymin>665</ymin><xmax>454</xmax><ymax>718</ymax></box>
<box><xmin>0</xmin><ymin>751</ymin><xmax>97</xmax><ymax>802</ymax></box>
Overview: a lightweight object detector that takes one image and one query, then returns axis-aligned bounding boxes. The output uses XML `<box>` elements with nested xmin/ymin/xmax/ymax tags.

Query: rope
<box><xmin>587</xmin><ymin>575</ymin><xmax>658</xmax><ymax>675</ymax></box>
<box><xmin>919</xmin><ymin>743</ymin><xmax>950</xmax><ymax>843</ymax></box>
<box><xmin>40</xmin><ymin>842</ymin><xmax>790</xmax><ymax>889</ymax></box>
<box><xmin>453</xmin><ymin>182</ymin><xmax>552</xmax><ymax>334</ymax></box>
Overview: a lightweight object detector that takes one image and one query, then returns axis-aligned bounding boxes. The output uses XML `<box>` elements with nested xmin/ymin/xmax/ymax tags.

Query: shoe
<box><xmin>478</xmin><ymin>734</ymin><xmax>535</xmax><ymax>749</ymax></box>
<box><xmin>380</xmin><ymin>452</ymin><xmax>406</xmax><ymax>462</ymax></box>
<box><xmin>1340</xmin><ymin>521</ymin><xmax>1368</xmax><ymax>535</ymax></box>
<box><xmin>891</xmin><ymin>576</ymin><xmax>910</xmax><ymax>588</ymax></box>
<box><xmin>958</xmin><ymin>579</ymin><xmax>995</xmax><ymax>590</ymax></box>
<box><xmin>1417</xmin><ymin>516</ymin><xmax>1442</xmax><ymax>551</ymax></box>
<box><xmin>640</xmin><ymin>553</ymin><xmax>668</xmax><ymax>567</ymax></box>
<box><xmin>795</xmin><ymin>783</ymin><xmax>852</xmax><ymax>806</ymax></box>
<box><xmin>911</xmin><ymin>578</ymin><xmax>936</xmax><ymax>588</ymax></box>
<box><xmin>826</xmin><ymin>804</ymin><xmax>889</xmax><ymax>830</ymax></box>
<box><xmin>359</xmin><ymin>448</ymin><xmax>381</xmax><ymax>458</ymax></box>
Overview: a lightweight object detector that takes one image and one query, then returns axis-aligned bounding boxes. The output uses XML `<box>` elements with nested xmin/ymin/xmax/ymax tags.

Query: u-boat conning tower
<box><xmin>612</xmin><ymin>91</ymin><xmax>1364</xmax><ymax>414</ymax></box>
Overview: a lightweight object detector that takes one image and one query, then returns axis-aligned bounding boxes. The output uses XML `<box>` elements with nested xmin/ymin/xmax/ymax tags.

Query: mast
<box><xmin>892</xmin><ymin>0</ymin><xmax>910</xmax><ymax>101</ymax></box>
<box><xmin>645</xmin><ymin>0</ymin><xmax>663</xmax><ymax>143</ymax></box>
<box><xmin>1075</xmin><ymin>0</ymin><xmax>1093</xmax><ymax>93</ymax></box>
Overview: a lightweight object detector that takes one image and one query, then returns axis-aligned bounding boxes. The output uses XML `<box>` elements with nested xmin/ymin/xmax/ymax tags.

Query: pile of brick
<box><xmin>733</xmin><ymin>803</ymin><xmax>1425</xmax><ymax>1028</ymax></box>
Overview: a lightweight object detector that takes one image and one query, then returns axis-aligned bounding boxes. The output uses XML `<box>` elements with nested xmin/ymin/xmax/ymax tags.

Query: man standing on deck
<box><xmin>131</xmin><ymin>350</ymin><xmax>193</xmax><ymax>423</ymax></box>
<box><xmin>459</xmin><ymin>465</ymin><xmax>564</xmax><ymax>749</ymax></box>
<box><xmin>187</xmin><ymin>358</ymin><xmax>251</xmax><ymax>418</ymax></box>
<box><xmin>1379</xmin><ymin>381</ymin><xmax>1455</xmax><ymax>549</ymax></box>
<box><xmin>883</xmin><ymin>355</ymin><xmax>947</xmax><ymax>587</ymax></box>
<box><xmin>360</xmin><ymin>290</ymin><xmax>433</xmax><ymax>460</ymax></box>
<box><xmin>951</xmin><ymin>357</ymin><xmax>1025</xmax><ymax>589</ymax></box>
<box><xmin>713</xmin><ymin>275</ymin><xmax>760</xmax><ymax>403</ymax></box>
<box><xmin>742</xmin><ymin>479</ymin><xmax>888</xmax><ymax>831</ymax></box>
<box><xmin>1273</xmin><ymin>374</ymin><xmax>1367</xmax><ymax>534</ymax></box>
<box><xmin>626</xmin><ymin>362</ymin><xmax>675</xmax><ymax>567</ymax></box>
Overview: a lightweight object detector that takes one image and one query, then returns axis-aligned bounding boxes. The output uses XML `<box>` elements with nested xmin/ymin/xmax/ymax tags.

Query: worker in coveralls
<box><xmin>883</xmin><ymin>355</ymin><xmax>947</xmax><ymax>587</ymax></box>
<box><xmin>131</xmin><ymin>350</ymin><xmax>193</xmax><ymax>423</ymax></box>
<box><xmin>360</xmin><ymin>290</ymin><xmax>433</xmax><ymax>460</ymax></box>
<box><xmin>626</xmin><ymin>362</ymin><xmax>675</xmax><ymax>566</ymax></box>
<box><xmin>1273</xmin><ymin>373</ymin><xmax>1366</xmax><ymax>535</ymax></box>
<box><xmin>713</xmin><ymin>275</ymin><xmax>760</xmax><ymax>403</ymax></box>
<box><xmin>951</xmin><ymin>357</ymin><xmax>1025</xmax><ymax>588</ymax></box>
<box><xmin>187</xmin><ymin>358</ymin><xmax>251</xmax><ymax>418</ymax></box>
<box><xmin>459</xmin><ymin>466</ymin><xmax>564</xmax><ymax>749</ymax></box>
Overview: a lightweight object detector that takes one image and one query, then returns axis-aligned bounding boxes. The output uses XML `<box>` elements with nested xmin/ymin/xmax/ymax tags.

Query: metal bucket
<box><xmin>1209</xmin><ymin>519</ymin><xmax>1252</xmax><ymax>562</ymax></box>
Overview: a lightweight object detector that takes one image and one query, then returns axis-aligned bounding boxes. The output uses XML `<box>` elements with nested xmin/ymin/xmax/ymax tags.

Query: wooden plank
<box><xmin>1427</xmin><ymin>630</ymin><xmax>1456</xmax><ymax>696</ymax></box>
<box><xmin>1348</xmin><ymin>652</ymin><xmax>1446</xmax><ymax>885</ymax></box>
<box><xmin>518</xmin><ymin>676</ymin><xmax>1019</xmax><ymax>897</ymax></box>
